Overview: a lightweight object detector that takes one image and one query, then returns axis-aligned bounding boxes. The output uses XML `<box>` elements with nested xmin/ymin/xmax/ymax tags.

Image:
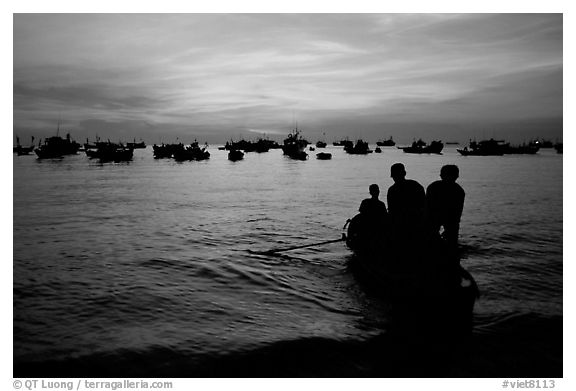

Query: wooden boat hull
<box><xmin>345</xmin><ymin>214</ymin><xmax>478</xmax><ymax>337</ymax></box>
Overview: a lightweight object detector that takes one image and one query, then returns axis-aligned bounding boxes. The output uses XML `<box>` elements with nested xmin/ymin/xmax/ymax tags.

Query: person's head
<box><xmin>390</xmin><ymin>163</ymin><xmax>406</xmax><ymax>183</ymax></box>
<box><xmin>369</xmin><ymin>184</ymin><xmax>380</xmax><ymax>198</ymax></box>
<box><xmin>440</xmin><ymin>165</ymin><xmax>459</xmax><ymax>182</ymax></box>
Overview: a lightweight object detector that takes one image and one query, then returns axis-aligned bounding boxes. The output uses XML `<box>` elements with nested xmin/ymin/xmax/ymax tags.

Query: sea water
<box><xmin>13</xmin><ymin>145</ymin><xmax>562</xmax><ymax>376</ymax></box>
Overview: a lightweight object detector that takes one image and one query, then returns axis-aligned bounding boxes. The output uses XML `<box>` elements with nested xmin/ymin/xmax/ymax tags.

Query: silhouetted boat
<box><xmin>35</xmin><ymin>133</ymin><xmax>81</xmax><ymax>159</ymax></box>
<box><xmin>344</xmin><ymin>140</ymin><xmax>372</xmax><ymax>155</ymax></box>
<box><xmin>152</xmin><ymin>143</ymin><xmax>183</xmax><ymax>158</ymax></box>
<box><xmin>228</xmin><ymin>149</ymin><xmax>244</xmax><ymax>161</ymax></box>
<box><xmin>315</xmin><ymin>141</ymin><xmax>327</xmax><ymax>148</ymax></box>
<box><xmin>344</xmin><ymin>214</ymin><xmax>478</xmax><ymax>336</ymax></box>
<box><xmin>376</xmin><ymin>137</ymin><xmax>395</xmax><ymax>147</ymax></box>
<box><xmin>173</xmin><ymin>142</ymin><xmax>210</xmax><ymax>161</ymax></box>
<box><xmin>282</xmin><ymin>129</ymin><xmax>308</xmax><ymax>160</ymax></box>
<box><xmin>457</xmin><ymin>139</ymin><xmax>508</xmax><ymax>156</ymax></box>
<box><xmin>225</xmin><ymin>138</ymin><xmax>278</xmax><ymax>153</ymax></box>
<box><xmin>398</xmin><ymin>139</ymin><xmax>443</xmax><ymax>154</ymax></box>
<box><xmin>14</xmin><ymin>136</ymin><xmax>35</xmax><ymax>155</ymax></box>
<box><xmin>316</xmin><ymin>152</ymin><xmax>332</xmax><ymax>160</ymax></box>
<box><xmin>374</xmin><ymin>147</ymin><xmax>382</xmax><ymax>153</ymax></box>
<box><xmin>85</xmin><ymin>141</ymin><xmax>134</xmax><ymax>162</ymax></box>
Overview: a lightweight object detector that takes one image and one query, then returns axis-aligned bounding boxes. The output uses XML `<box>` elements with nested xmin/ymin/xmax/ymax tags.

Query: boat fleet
<box><xmin>14</xmin><ymin>130</ymin><xmax>562</xmax><ymax>162</ymax></box>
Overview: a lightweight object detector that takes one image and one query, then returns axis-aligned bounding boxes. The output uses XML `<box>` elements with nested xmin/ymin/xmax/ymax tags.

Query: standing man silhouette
<box><xmin>426</xmin><ymin>165</ymin><xmax>465</xmax><ymax>247</ymax></box>
<box><xmin>387</xmin><ymin>163</ymin><xmax>426</xmax><ymax>247</ymax></box>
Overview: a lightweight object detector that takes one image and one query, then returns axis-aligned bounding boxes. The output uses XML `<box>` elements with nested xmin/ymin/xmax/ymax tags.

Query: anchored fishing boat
<box><xmin>85</xmin><ymin>141</ymin><xmax>134</xmax><ymax>162</ymax></box>
<box><xmin>376</xmin><ymin>137</ymin><xmax>396</xmax><ymax>147</ymax></box>
<box><xmin>457</xmin><ymin>139</ymin><xmax>508</xmax><ymax>156</ymax></box>
<box><xmin>316</xmin><ymin>152</ymin><xmax>332</xmax><ymax>160</ymax></box>
<box><xmin>344</xmin><ymin>140</ymin><xmax>372</xmax><ymax>154</ymax></box>
<box><xmin>172</xmin><ymin>142</ymin><xmax>211</xmax><ymax>161</ymax></box>
<box><xmin>35</xmin><ymin>133</ymin><xmax>81</xmax><ymax>159</ymax></box>
<box><xmin>398</xmin><ymin>139</ymin><xmax>444</xmax><ymax>154</ymax></box>
<box><xmin>14</xmin><ymin>136</ymin><xmax>35</xmax><ymax>155</ymax></box>
<box><xmin>228</xmin><ymin>149</ymin><xmax>244</xmax><ymax>161</ymax></box>
<box><xmin>282</xmin><ymin>129</ymin><xmax>309</xmax><ymax>160</ymax></box>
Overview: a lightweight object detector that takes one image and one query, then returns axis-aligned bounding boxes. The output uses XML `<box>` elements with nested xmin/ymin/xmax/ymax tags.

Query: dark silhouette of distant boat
<box><xmin>35</xmin><ymin>132</ymin><xmax>81</xmax><ymax>159</ymax></box>
<box><xmin>224</xmin><ymin>138</ymin><xmax>278</xmax><ymax>153</ymax></box>
<box><xmin>282</xmin><ymin>129</ymin><xmax>308</xmax><ymax>160</ymax></box>
<box><xmin>316</xmin><ymin>152</ymin><xmax>332</xmax><ymax>160</ymax></box>
<box><xmin>344</xmin><ymin>140</ymin><xmax>372</xmax><ymax>154</ymax></box>
<box><xmin>457</xmin><ymin>139</ymin><xmax>508</xmax><ymax>156</ymax></box>
<box><xmin>153</xmin><ymin>142</ymin><xmax>185</xmax><ymax>158</ymax></box>
<box><xmin>374</xmin><ymin>147</ymin><xmax>382</xmax><ymax>153</ymax></box>
<box><xmin>173</xmin><ymin>141</ymin><xmax>210</xmax><ymax>161</ymax></box>
<box><xmin>398</xmin><ymin>139</ymin><xmax>443</xmax><ymax>154</ymax></box>
<box><xmin>85</xmin><ymin>141</ymin><xmax>134</xmax><ymax>162</ymax></box>
<box><xmin>228</xmin><ymin>149</ymin><xmax>244</xmax><ymax>161</ymax></box>
<box><xmin>376</xmin><ymin>136</ymin><xmax>395</xmax><ymax>147</ymax></box>
<box><xmin>315</xmin><ymin>141</ymin><xmax>327</xmax><ymax>148</ymax></box>
<box><xmin>14</xmin><ymin>136</ymin><xmax>35</xmax><ymax>155</ymax></box>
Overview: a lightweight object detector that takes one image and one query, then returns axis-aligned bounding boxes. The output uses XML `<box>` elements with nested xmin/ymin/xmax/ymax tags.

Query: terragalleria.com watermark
<box><xmin>13</xmin><ymin>379</ymin><xmax>173</xmax><ymax>391</ymax></box>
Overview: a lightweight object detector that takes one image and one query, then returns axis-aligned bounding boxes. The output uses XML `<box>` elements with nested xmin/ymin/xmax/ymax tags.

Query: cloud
<box><xmin>13</xmin><ymin>14</ymin><xmax>562</xmax><ymax>143</ymax></box>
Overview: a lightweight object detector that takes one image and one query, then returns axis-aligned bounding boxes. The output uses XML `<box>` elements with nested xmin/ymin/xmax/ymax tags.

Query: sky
<box><xmin>13</xmin><ymin>13</ymin><xmax>563</xmax><ymax>144</ymax></box>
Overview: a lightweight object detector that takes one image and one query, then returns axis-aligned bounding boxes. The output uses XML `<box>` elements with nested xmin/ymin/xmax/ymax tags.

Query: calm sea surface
<box><xmin>13</xmin><ymin>145</ymin><xmax>563</xmax><ymax>377</ymax></box>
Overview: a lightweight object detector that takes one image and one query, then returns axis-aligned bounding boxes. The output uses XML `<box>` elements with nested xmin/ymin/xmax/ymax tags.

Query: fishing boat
<box><xmin>225</xmin><ymin>138</ymin><xmax>278</xmax><ymax>153</ymax></box>
<box><xmin>344</xmin><ymin>140</ymin><xmax>372</xmax><ymax>154</ymax></box>
<box><xmin>398</xmin><ymin>139</ymin><xmax>444</xmax><ymax>154</ymax></box>
<box><xmin>282</xmin><ymin>129</ymin><xmax>309</xmax><ymax>160</ymax></box>
<box><xmin>35</xmin><ymin>133</ymin><xmax>81</xmax><ymax>159</ymax></box>
<box><xmin>316</xmin><ymin>152</ymin><xmax>332</xmax><ymax>160</ymax></box>
<box><xmin>228</xmin><ymin>149</ymin><xmax>244</xmax><ymax>161</ymax></box>
<box><xmin>376</xmin><ymin>136</ymin><xmax>396</xmax><ymax>147</ymax></box>
<box><xmin>315</xmin><ymin>141</ymin><xmax>327</xmax><ymax>148</ymax></box>
<box><xmin>173</xmin><ymin>142</ymin><xmax>211</xmax><ymax>161</ymax></box>
<box><xmin>457</xmin><ymin>139</ymin><xmax>508</xmax><ymax>156</ymax></box>
<box><xmin>14</xmin><ymin>136</ymin><xmax>35</xmax><ymax>155</ymax></box>
<box><xmin>374</xmin><ymin>147</ymin><xmax>382</xmax><ymax>153</ymax></box>
<box><xmin>85</xmin><ymin>141</ymin><xmax>134</xmax><ymax>162</ymax></box>
<box><xmin>152</xmin><ymin>143</ymin><xmax>184</xmax><ymax>159</ymax></box>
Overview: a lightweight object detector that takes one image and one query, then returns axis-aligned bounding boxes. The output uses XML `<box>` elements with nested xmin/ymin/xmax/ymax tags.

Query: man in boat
<box><xmin>387</xmin><ymin>163</ymin><xmax>426</xmax><ymax>249</ymax></box>
<box><xmin>359</xmin><ymin>184</ymin><xmax>388</xmax><ymax>219</ymax></box>
<box><xmin>426</xmin><ymin>165</ymin><xmax>465</xmax><ymax>248</ymax></box>
<box><xmin>346</xmin><ymin>184</ymin><xmax>388</xmax><ymax>253</ymax></box>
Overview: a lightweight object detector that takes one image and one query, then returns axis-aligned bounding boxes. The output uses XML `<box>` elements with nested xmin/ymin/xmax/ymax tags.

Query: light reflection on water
<box><xmin>13</xmin><ymin>146</ymin><xmax>562</xmax><ymax>368</ymax></box>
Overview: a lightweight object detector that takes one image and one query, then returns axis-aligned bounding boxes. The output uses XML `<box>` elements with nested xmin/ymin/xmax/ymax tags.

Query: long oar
<box><xmin>250</xmin><ymin>234</ymin><xmax>346</xmax><ymax>256</ymax></box>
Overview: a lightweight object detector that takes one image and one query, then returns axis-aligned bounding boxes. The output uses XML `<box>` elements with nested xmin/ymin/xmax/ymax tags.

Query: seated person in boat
<box><xmin>426</xmin><ymin>165</ymin><xmax>465</xmax><ymax>248</ymax></box>
<box><xmin>387</xmin><ymin>163</ymin><xmax>426</xmax><ymax>248</ymax></box>
<box><xmin>347</xmin><ymin>184</ymin><xmax>388</xmax><ymax>253</ymax></box>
